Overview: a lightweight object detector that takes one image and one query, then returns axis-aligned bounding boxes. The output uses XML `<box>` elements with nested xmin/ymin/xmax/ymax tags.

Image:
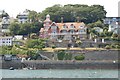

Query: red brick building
<box><xmin>39</xmin><ymin>14</ymin><xmax>87</xmax><ymax>40</ymax></box>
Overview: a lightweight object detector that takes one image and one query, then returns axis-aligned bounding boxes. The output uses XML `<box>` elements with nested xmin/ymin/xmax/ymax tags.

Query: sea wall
<box><xmin>22</xmin><ymin>60</ymin><xmax>118</xmax><ymax>69</ymax></box>
<box><xmin>1</xmin><ymin>60</ymin><xmax>22</xmax><ymax>69</ymax></box>
<box><xmin>1</xmin><ymin>60</ymin><xmax>118</xmax><ymax>69</ymax></box>
<box><xmin>0</xmin><ymin>50</ymin><xmax>119</xmax><ymax>69</ymax></box>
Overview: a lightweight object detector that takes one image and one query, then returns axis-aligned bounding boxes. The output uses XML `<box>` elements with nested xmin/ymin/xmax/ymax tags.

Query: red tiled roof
<box><xmin>57</xmin><ymin>22</ymin><xmax>85</xmax><ymax>31</ymax></box>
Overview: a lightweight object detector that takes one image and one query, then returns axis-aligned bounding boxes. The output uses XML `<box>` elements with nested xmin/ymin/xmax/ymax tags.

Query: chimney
<box><xmin>61</xmin><ymin>17</ymin><xmax>63</xmax><ymax>23</ymax></box>
<box><xmin>76</xmin><ymin>17</ymin><xmax>80</xmax><ymax>22</ymax></box>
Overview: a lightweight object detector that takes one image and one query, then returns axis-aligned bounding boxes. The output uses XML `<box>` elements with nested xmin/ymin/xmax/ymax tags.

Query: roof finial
<box><xmin>46</xmin><ymin>14</ymin><xmax>50</xmax><ymax>19</ymax></box>
<box><xmin>76</xmin><ymin>16</ymin><xmax>80</xmax><ymax>22</ymax></box>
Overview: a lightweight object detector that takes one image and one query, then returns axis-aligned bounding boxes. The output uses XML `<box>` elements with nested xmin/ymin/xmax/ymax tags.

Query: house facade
<box><xmin>104</xmin><ymin>17</ymin><xmax>120</xmax><ymax>34</ymax></box>
<box><xmin>17</xmin><ymin>10</ymin><xmax>29</xmax><ymax>24</ymax></box>
<box><xmin>0</xmin><ymin>17</ymin><xmax>11</xmax><ymax>34</ymax></box>
<box><xmin>0</xmin><ymin>36</ymin><xmax>13</xmax><ymax>46</ymax></box>
<box><xmin>39</xmin><ymin>14</ymin><xmax>87</xmax><ymax>40</ymax></box>
<box><xmin>108</xmin><ymin>22</ymin><xmax>120</xmax><ymax>34</ymax></box>
<box><xmin>103</xmin><ymin>17</ymin><xmax>120</xmax><ymax>24</ymax></box>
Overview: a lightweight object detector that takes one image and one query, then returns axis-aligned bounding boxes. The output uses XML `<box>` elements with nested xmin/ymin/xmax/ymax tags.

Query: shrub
<box><xmin>27</xmin><ymin>50</ymin><xmax>38</xmax><ymax>60</ymax></box>
<box><xmin>116</xmin><ymin>45</ymin><xmax>120</xmax><ymax>49</ymax></box>
<box><xmin>52</xmin><ymin>45</ymin><xmax>56</xmax><ymax>49</ymax></box>
<box><xmin>76</xmin><ymin>40</ymin><xmax>82</xmax><ymax>46</ymax></box>
<box><xmin>105</xmin><ymin>45</ymin><xmax>111</xmax><ymax>49</ymax></box>
<box><xmin>57</xmin><ymin>50</ymin><xmax>65</xmax><ymax>60</ymax></box>
<box><xmin>57</xmin><ymin>50</ymin><xmax>72</xmax><ymax>60</ymax></box>
<box><xmin>111</xmin><ymin>44</ymin><xmax>116</xmax><ymax>48</ymax></box>
<box><xmin>74</xmin><ymin>54</ymin><xmax>85</xmax><ymax>60</ymax></box>
<box><xmin>112</xmin><ymin>33</ymin><xmax>118</xmax><ymax>38</ymax></box>
<box><xmin>64</xmin><ymin>53</ymin><xmax>72</xmax><ymax>60</ymax></box>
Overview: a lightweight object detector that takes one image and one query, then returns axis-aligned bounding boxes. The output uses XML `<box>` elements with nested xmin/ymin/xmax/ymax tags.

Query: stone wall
<box><xmin>0</xmin><ymin>50</ymin><xmax>119</xmax><ymax>69</ymax></box>
<box><xmin>1</xmin><ymin>60</ymin><xmax>22</xmax><ymax>69</ymax></box>
<box><xmin>1</xmin><ymin>60</ymin><xmax>118</xmax><ymax>69</ymax></box>
<box><xmin>40</xmin><ymin>50</ymin><xmax>118</xmax><ymax>60</ymax></box>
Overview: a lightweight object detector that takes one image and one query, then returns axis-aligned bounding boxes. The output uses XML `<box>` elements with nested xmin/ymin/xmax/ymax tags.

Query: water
<box><xmin>0</xmin><ymin>69</ymin><xmax>118</xmax><ymax>78</ymax></box>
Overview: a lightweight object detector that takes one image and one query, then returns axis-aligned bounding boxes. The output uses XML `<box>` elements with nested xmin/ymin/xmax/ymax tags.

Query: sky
<box><xmin>0</xmin><ymin>0</ymin><xmax>119</xmax><ymax>18</ymax></box>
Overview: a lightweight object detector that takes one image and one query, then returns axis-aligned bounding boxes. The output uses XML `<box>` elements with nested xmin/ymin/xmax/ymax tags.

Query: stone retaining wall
<box><xmin>1</xmin><ymin>60</ymin><xmax>118</xmax><ymax>69</ymax></box>
<box><xmin>40</xmin><ymin>50</ymin><xmax>119</xmax><ymax>60</ymax></box>
<box><xmin>0</xmin><ymin>50</ymin><xmax>119</xmax><ymax>69</ymax></box>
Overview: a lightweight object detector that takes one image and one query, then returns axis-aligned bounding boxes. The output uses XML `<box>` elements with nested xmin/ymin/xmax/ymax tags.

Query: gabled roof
<box><xmin>57</xmin><ymin>22</ymin><xmax>85</xmax><ymax>31</ymax></box>
<box><xmin>50</xmin><ymin>22</ymin><xmax>57</xmax><ymax>26</ymax></box>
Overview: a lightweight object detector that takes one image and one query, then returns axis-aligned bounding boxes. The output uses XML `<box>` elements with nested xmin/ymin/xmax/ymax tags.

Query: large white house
<box><xmin>0</xmin><ymin>36</ymin><xmax>13</xmax><ymax>46</ymax></box>
<box><xmin>0</xmin><ymin>17</ymin><xmax>10</xmax><ymax>33</ymax></box>
<box><xmin>108</xmin><ymin>22</ymin><xmax>120</xmax><ymax>34</ymax></box>
<box><xmin>17</xmin><ymin>10</ymin><xmax>29</xmax><ymax>23</ymax></box>
<box><xmin>104</xmin><ymin>17</ymin><xmax>120</xmax><ymax>34</ymax></box>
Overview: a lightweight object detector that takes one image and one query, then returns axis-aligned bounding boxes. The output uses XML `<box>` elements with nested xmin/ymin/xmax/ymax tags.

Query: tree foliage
<box><xmin>26</xmin><ymin>39</ymin><xmax>45</xmax><ymax>50</ymax></box>
<box><xmin>9</xmin><ymin>23</ymin><xmax>20</xmax><ymax>35</ymax></box>
<box><xmin>39</xmin><ymin>4</ymin><xmax>106</xmax><ymax>23</ymax></box>
<box><xmin>28</xmin><ymin>10</ymin><xmax>41</xmax><ymax>22</ymax></box>
<box><xmin>74</xmin><ymin>54</ymin><xmax>85</xmax><ymax>60</ymax></box>
<box><xmin>9</xmin><ymin>22</ymin><xmax>42</xmax><ymax>35</ymax></box>
<box><xmin>87</xmin><ymin>20</ymin><xmax>104</xmax><ymax>28</ymax></box>
<box><xmin>57</xmin><ymin>50</ymin><xmax>72</xmax><ymax>60</ymax></box>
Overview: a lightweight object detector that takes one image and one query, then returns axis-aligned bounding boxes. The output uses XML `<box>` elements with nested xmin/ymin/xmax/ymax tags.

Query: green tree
<box><xmin>87</xmin><ymin>20</ymin><xmax>104</xmax><ymax>28</ymax></box>
<box><xmin>112</xmin><ymin>33</ymin><xmax>118</xmax><ymax>38</ymax></box>
<box><xmin>19</xmin><ymin>23</ymin><xmax>31</xmax><ymax>36</ymax></box>
<box><xmin>30</xmin><ymin>22</ymin><xmax>43</xmax><ymax>34</ymax></box>
<box><xmin>26</xmin><ymin>39</ymin><xmax>45</xmax><ymax>50</ymax></box>
<box><xmin>99</xmin><ymin>32</ymin><xmax>105</xmax><ymax>37</ymax></box>
<box><xmin>90</xmin><ymin>28</ymin><xmax>99</xmax><ymax>36</ymax></box>
<box><xmin>27</xmin><ymin>50</ymin><xmax>38</xmax><ymax>60</ymax></box>
<box><xmin>9</xmin><ymin>22</ymin><xmax>42</xmax><ymax>36</ymax></box>
<box><xmin>39</xmin><ymin>4</ymin><xmax>106</xmax><ymax>24</ymax></box>
<box><xmin>28</xmin><ymin>10</ymin><xmax>39</xmax><ymax>22</ymax></box>
<box><xmin>1</xmin><ymin>46</ymin><xmax>12</xmax><ymax>54</ymax></box>
<box><xmin>104</xmin><ymin>30</ymin><xmax>113</xmax><ymax>37</ymax></box>
<box><xmin>9</xmin><ymin>23</ymin><xmax>20</xmax><ymax>35</ymax></box>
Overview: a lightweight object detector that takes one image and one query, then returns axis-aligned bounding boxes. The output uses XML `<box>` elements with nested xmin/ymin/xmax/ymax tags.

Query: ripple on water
<box><xmin>1</xmin><ymin>69</ymin><xmax>118</xmax><ymax>78</ymax></box>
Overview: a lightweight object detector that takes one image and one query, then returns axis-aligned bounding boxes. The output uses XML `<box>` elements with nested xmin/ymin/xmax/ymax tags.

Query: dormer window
<box><xmin>70</xmin><ymin>26</ymin><xmax>74</xmax><ymax>28</ymax></box>
<box><xmin>79</xmin><ymin>26</ymin><xmax>84</xmax><ymax>28</ymax></box>
<box><xmin>70</xmin><ymin>24</ymin><xmax>74</xmax><ymax>28</ymax></box>
<box><xmin>63</xmin><ymin>26</ymin><xmax>67</xmax><ymax>28</ymax></box>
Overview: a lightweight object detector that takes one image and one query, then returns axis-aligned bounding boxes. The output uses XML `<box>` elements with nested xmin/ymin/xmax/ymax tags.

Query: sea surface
<box><xmin>0</xmin><ymin>69</ymin><xmax>118</xmax><ymax>78</ymax></box>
